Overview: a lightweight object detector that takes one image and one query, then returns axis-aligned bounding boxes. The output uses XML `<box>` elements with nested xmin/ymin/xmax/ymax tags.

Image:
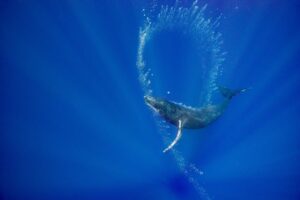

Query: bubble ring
<box><xmin>137</xmin><ymin>2</ymin><xmax>225</xmax><ymax>103</ymax></box>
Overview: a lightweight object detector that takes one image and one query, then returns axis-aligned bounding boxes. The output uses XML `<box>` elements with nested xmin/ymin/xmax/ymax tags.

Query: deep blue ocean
<box><xmin>1</xmin><ymin>0</ymin><xmax>300</xmax><ymax>199</ymax></box>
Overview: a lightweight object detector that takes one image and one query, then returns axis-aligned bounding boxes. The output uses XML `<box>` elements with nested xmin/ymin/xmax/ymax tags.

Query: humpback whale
<box><xmin>145</xmin><ymin>86</ymin><xmax>247</xmax><ymax>153</ymax></box>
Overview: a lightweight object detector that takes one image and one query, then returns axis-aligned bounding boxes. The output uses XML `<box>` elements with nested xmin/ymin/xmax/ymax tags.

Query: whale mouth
<box><xmin>144</xmin><ymin>95</ymin><xmax>159</xmax><ymax>112</ymax></box>
<box><xmin>144</xmin><ymin>95</ymin><xmax>155</xmax><ymax>104</ymax></box>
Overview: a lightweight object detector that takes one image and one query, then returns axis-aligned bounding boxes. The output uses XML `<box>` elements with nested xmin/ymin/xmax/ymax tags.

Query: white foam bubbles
<box><xmin>136</xmin><ymin>1</ymin><xmax>225</xmax><ymax>199</ymax></box>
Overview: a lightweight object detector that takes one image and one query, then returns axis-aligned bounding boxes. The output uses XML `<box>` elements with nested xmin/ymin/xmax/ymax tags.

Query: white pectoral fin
<box><xmin>163</xmin><ymin>120</ymin><xmax>183</xmax><ymax>153</ymax></box>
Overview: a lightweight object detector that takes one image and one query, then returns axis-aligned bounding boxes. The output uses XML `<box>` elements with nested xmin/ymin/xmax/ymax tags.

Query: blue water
<box><xmin>1</xmin><ymin>0</ymin><xmax>300</xmax><ymax>199</ymax></box>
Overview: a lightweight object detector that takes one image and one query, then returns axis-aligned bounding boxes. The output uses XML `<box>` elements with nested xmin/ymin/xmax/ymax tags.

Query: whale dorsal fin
<box><xmin>163</xmin><ymin>120</ymin><xmax>183</xmax><ymax>153</ymax></box>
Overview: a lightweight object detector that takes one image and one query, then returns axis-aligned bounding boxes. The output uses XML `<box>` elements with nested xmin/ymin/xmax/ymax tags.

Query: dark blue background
<box><xmin>1</xmin><ymin>0</ymin><xmax>300</xmax><ymax>199</ymax></box>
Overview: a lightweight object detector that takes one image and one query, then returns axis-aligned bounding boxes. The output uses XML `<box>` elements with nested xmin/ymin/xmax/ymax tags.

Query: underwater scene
<box><xmin>1</xmin><ymin>0</ymin><xmax>300</xmax><ymax>199</ymax></box>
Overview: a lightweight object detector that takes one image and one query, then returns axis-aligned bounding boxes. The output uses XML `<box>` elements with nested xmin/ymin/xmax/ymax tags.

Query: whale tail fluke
<box><xmin>218</xmin><ymin>85</ymin><xmax>248</xmax><ymax>99</ymax></box>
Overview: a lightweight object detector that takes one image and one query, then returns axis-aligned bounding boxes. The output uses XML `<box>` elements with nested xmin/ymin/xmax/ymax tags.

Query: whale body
<box><xmin>145</xmin><ymin>86</ymin><xmax>247</xmax><ymax>152</ymax></box>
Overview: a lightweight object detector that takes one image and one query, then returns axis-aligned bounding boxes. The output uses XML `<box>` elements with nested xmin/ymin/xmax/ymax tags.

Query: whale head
<box><xmin>144</xmin><ymin>95</ymin><xmax>185</xmax><ymax>129</ymax></box>
<box><xmin>144</xmin><ymin>95</ymin><xmax>180</xmax><ymax>122</ymax></box>
<box><xmin>144</xmin><ymin>95</ymin><xmax>166</xmax><ymax>113</ymax></box>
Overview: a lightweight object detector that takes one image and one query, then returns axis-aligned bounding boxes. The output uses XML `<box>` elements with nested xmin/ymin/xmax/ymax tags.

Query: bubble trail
<box><xmin>136</xmin><ymin>1</ymin><xmax>225</xmax><ymax>199</ymax></box>
<box><xmin>137</xmin><ymin>0</ymin><xmax>224</xmax><ymax>103</ymax></box>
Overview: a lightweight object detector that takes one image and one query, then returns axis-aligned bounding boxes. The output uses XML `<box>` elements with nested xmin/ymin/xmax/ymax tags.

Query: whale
<box><xmin>144</xmin><ymin>86</ymin><xmax>247</xmax><ymax>153</ymax></box>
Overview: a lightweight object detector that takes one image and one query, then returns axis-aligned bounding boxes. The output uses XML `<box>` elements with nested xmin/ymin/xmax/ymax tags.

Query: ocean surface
<box><xmin>1</xmin><ymin>0</ymin><xmax>300</xmax><ymax>199</ymax></box>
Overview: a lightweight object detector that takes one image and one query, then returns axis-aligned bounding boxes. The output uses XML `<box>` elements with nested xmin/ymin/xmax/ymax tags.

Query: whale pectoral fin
<box><xmin>163</xmin><ymin>120</ymin><xmax>183</xmax><ymax>153</ymax></box>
